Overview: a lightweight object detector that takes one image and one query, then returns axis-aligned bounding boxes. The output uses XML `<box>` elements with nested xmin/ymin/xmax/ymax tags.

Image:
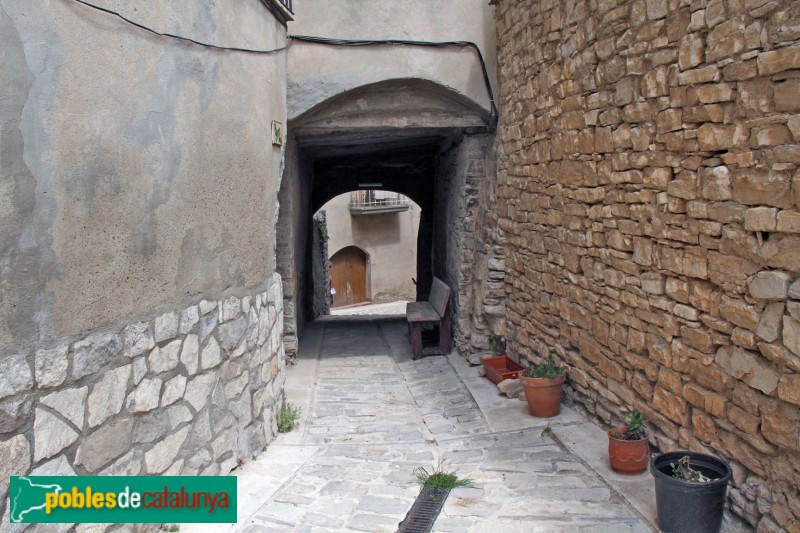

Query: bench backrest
<box><xmin>429</xmin><ymin>277</ymin><xmax>450</xmax><ymax>318</ymax></box>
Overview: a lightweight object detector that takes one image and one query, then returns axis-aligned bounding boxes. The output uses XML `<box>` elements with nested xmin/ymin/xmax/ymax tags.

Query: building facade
<box><xmin>322</xmin><ymin>191</ymin><xmax>420</xmax><ymax>307</ymax></box>
<box><xmin>0</xmin><ymin>0</ymin><xmax>290</xmax><ymax>521</ymax></box>
<box><xmin>277</xmin><ymin>0</ymin><xmax>500</xmax><ymax>360</ymax></box>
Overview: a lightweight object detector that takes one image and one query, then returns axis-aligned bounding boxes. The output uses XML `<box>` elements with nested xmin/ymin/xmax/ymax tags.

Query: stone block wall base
<box><xmin>0</xmin><ymin>273</ymin><xmax>286</xmax><ymax>523</ymax></box>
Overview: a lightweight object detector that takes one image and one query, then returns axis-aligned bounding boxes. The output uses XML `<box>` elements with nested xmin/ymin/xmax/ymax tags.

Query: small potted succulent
<box><xmin>650</xmin><ymin>451</ymin><xmax>732</xmax><ymax>533</ymax></box>
<box><xmin>519</xmin><ymin>354</ymin><xmax>565</xmax><ymax>417</ymax></box>
<box><xmin>608</xmin><ymin>409</ymin><xmax>649</xmax><ymax>474</ymax></box>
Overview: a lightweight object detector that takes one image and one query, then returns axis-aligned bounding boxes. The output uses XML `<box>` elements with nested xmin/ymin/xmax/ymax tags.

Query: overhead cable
<box><xmin>71</xmin><ymin>0</ymin><xmax>288</xmax><ymax>55</ymax></box>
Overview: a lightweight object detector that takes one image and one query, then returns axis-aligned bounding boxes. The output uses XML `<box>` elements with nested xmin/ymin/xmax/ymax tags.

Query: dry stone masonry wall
<box><xmin>495</xmin><ymin>0</ymin><xmax>800</xmax><ymax>529</ymax></box>
<box><xmin>0</xmin><ymin>274</ymin><xmax>285</xmax><ymax>524</ymax></box>
<box><xmin>463</xmin><ymin>144</ymin><xmax>508</xmax><ymax>355</ymax></box>
<box><xmin>434</xmin><ymin>135</ymin><xmax>506</xmax><ymax>355</ymax></box>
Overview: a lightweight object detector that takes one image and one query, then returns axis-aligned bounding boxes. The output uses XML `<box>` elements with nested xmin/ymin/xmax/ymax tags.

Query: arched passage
<box><xmin>276</xmin><ymin>78</ymin><xmax>497</xmax><ymax>361</ymax></box>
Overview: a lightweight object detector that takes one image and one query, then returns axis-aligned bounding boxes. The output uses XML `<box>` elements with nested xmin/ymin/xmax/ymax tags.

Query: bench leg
<box><xmin>439</xmin><ymin>313</ymin><xmax>452</xmax><ymax>355</ymax></box>
<box><xmin>409</xmin><ymin>323</ymin><xmax>424</xmax><ymax>360</ymax></box>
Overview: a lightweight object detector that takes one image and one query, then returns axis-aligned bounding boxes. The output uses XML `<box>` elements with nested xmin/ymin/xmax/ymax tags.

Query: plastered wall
<box><xmin>1</xmin><ymin>0</ymin><xmax>287</xmax><ymax>353</ymax></box>
<box><xmin>287</xmin><ymin>0</ymin><xmax>497</xmax><ymax>119</ymax></box>
<box><xmin>0</xmin><ymin>0</ymin><xmax>289</xmax><ymax>521</ymax></box>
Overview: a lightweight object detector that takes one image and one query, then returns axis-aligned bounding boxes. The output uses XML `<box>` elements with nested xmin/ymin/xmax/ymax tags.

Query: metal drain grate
<box><xmin>397</xmin><ymin>486</ymin><xmax>450</xmax><ymax>533</ymax></box>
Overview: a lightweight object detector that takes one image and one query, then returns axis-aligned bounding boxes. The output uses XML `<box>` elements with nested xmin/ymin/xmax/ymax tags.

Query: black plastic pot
<box><xmin>651</xmin><ymin>451</ymin><xmax>732</xmax><ymax>533</ymax></box>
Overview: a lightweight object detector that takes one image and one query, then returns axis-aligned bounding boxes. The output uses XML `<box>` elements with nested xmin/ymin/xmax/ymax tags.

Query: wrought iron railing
<box><xmin>349</xmin><ymin>190</ymin><xmax>411</xmax><ymax>213</ymax></box>
<box><xmin>277</xmin><ymin>0</ymin><xmax>292</xmax><ymax>12</ymax></box>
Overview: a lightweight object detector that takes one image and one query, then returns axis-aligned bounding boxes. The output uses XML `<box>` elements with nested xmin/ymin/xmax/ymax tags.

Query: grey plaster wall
<box><xmin>0</xmin><ymin>0</ymin><xmax>287</xmax><ymax>356</ymax></box>
<box><xmin>287</xmin><ymin>0</ymin><xmax>496</xmax><ymax>119</ymax></box>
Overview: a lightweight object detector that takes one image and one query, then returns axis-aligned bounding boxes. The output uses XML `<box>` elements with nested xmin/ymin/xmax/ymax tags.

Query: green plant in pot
<box><xmin>519</xmin><ymin>355</ymin><xmax>565</xmax><ymax>417</ymax></box>
<box><xmin>608</xmin><ymin>408</ymin><xmax>649</xmax><ymax>474</ymax></box>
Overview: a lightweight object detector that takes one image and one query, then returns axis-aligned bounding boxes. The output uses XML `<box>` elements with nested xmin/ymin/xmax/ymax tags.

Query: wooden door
<box><xmin>330</xmin><ymin>246</ymin><xmax>367</xmax><ymax>308</ymax></box>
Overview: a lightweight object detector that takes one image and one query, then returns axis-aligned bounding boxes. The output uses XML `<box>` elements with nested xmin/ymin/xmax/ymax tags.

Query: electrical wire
<box><xmin>71</xmin><ymin>0</ymin><xmax>288</xmax><ymax>55</ymax></box>
<box><xmin>289</xmin><ymin>34</ymin><xmax>498</xmax><ymax>127</ymax></box>
<box><xmin>69</xmin><ymin>0</ymin><xmax>498</xmax><ymax>128</ymax></box>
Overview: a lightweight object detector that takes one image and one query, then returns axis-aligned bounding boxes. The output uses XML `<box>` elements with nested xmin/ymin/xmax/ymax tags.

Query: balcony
<box><xmin>264</xmin><ymin>0</ymin><xmax>293</xmax><ymax>22</ymax></box>
<box><xmin>349</xmin><ymin>190</ymin><xmax>411</xmax><ymax>215</ymax></box>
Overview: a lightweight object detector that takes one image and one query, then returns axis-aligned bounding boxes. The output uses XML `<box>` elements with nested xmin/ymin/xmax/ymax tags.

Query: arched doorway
<box><xmin>330</xmin><ymin>246</ymin><xmax>368</xmax><ymax>308</ymax></box>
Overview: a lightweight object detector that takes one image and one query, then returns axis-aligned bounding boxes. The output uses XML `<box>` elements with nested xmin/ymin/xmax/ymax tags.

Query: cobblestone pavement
<box><xmin>182</xmin><ymin>315</ymin><xmax>675</xmax><ymax>533</ymax></box>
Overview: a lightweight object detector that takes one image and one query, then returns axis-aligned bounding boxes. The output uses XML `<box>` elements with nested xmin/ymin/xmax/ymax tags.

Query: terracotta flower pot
<box><xmin>608</xmin><ymin>426</ymin><xmax>649</xmax><ymax>474</ymax></box>
<box><xmin>519</xmin><ymin>374</ymin><xmax>565</xmax><ymax>417</ymax></box>
<box><xmin>482</xmin><ymin>355</ymin><xmax>524</xmax><ymax>384</ymax></box>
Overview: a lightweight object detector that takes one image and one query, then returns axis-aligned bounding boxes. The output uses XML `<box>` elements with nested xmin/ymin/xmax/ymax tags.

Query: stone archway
<box><xmin>276</xmin><ymin>78</ymin><xmax>501</xmax><ymax>362</ymax></box>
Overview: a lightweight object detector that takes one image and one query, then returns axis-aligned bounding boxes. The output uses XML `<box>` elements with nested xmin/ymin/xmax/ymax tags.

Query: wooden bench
<box><xmin>406</xmin><ymin>277</ymin><xmax>452</xmax><ymax>360</ymax></box>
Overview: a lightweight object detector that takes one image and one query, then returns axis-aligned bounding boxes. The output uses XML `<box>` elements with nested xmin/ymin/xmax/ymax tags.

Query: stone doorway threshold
<box><xmin>330</xmin><ymin>301</ymin><xmax>373</xmax><ymax>310</ymax></box>
<box><xmin>330</xmin><ymin>300</ymin><xmax>408</xmax><ymax>316</ymax></box>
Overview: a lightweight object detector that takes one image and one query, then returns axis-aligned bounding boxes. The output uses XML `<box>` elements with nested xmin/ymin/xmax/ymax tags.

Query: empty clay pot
<box><xmin>519</xmin><ymin>374</ymin><xmax>565</xmax><ymax>417</ymax></box>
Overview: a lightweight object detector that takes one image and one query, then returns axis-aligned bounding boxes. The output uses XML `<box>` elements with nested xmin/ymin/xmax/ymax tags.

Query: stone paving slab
<box><xmin>183</xmin><ymin>318</ymin><xmax>659</xmax><ymax>533</ymax></box>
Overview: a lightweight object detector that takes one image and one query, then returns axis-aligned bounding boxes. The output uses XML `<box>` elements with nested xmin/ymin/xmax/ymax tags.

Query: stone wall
<box><xmin>434</xmin><ymin>134</ymin><xmax>505</xmax><ymax>355</ymax></box>
<box><xmin>0</xmin><ymin>274</ymin><xmax>285</xmax><ymax>527</ymax></box>
<box><xmin>468</xmin><ymin>137</ymin><xmax>508</xmax><ymax>354</ymax></box>
<box><xmin>312</xmin><ymin>211</ymin><xmax>330</xmax><ymax>317</ymax></box>
<box><xmin>495</xmin><ymin>0</ymin><xmax>800</xmax><ymax>529</ymax></box>
<box><xmin>276</xmin><ymin>138</ymin><xmax>312</xmax><ymax>363</ymax></box>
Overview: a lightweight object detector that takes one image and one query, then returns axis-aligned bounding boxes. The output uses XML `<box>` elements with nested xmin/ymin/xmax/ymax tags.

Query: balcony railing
<box><xmin>349</xmin><ymin>190</ymin><xmax>411</xmax><ymax>214</ymax></box>
<box><xmin>265</xmin><ymin>0</ymin><xmax>293</xmax><ymax>20</ymax></box>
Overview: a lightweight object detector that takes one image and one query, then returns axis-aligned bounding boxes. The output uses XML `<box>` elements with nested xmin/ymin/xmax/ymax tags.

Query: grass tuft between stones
<box><xmin>277</xmin><ymin>398</ymin><xmax>301</xmax><ymax>433</ymax></box>
<box><xmin>414</xmin><ymin>461</ymin><xmax>475</xmax><ymax>491</ymax></box>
